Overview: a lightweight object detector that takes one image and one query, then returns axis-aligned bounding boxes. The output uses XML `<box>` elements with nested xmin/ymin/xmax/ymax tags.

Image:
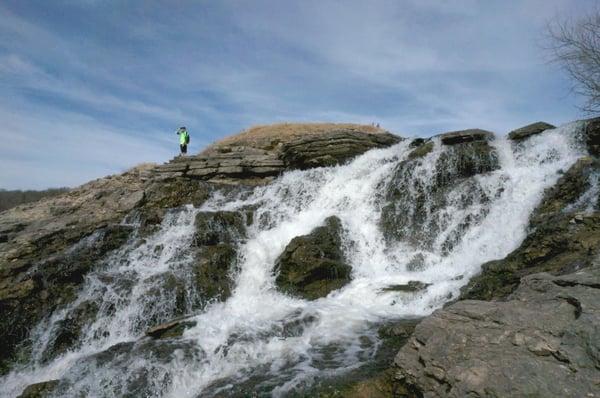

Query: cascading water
<box><xmin>2</xmin><ymin>123</ymin><xmax>587</xmax><ymax>397</ymax></box>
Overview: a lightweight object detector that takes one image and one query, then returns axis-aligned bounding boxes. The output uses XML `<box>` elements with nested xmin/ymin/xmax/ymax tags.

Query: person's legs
<box><xmin>181</xmin><ymin>144</ymin><xmax>187</xmax><ymax>154</ymax></box>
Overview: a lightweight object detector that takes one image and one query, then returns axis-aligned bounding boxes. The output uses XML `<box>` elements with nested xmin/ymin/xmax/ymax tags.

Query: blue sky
<box><xmin>0</xmin><ymin>0</ymin><xmax>597</xmax><ymax>189</ymax></box>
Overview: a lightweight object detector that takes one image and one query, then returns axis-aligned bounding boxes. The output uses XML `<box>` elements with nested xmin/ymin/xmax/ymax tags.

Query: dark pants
<box><xmin>180</xmin><ymin>144</ymin><xmax>187</xmax><ymax>154</ymax></box>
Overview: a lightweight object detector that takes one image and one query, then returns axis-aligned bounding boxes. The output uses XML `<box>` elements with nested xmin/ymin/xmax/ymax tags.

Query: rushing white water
<box><xmin>2</xmin><ymin>123</ymin><xmax>588</xmax><ymax>397</ymax></box>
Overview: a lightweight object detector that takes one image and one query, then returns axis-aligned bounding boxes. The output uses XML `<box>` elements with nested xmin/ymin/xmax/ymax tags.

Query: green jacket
<box><xmin>178</xmin><ymin>130</ymin><xmax>189</xmax><ymax>145</ymax></box>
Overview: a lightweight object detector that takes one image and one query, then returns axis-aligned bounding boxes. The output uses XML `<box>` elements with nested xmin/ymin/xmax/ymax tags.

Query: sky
<box><xmin>0</xmin><ymin>0</ymin><xmax>597</xmax><ymax>189</ymax></box>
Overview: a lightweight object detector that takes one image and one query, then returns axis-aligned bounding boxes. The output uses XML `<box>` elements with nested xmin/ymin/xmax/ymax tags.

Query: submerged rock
<box><xmin>394</xmin><ymin>265</ymin><xmax>600</xmax><ymax>398</ymax></box>
<box><xmin>17</xmin><ymin>379</ymin><xmax>59</xmax><ymax>398</ymax></box>
<box><xmin>508</xmin><ymin>121</ymin><xmax>555</xmax><ymax>140</ymax></box>
<box><xmin>275</xmin><ymin>216</ymin><xmax>351</xmax><ymax>300</ymax></box>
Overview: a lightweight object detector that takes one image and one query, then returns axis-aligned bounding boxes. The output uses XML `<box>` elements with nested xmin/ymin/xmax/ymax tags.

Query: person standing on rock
<box><xmin>176</xmin><ymin>126</ymin><xmax>190</xmax><ymax>155</ymax></box>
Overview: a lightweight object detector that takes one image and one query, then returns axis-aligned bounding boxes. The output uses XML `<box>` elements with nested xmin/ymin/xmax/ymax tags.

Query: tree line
<box><xmin>0</xmin><ymin>188</ymin><xmax>70</xmax><ymax>212</ymax></box>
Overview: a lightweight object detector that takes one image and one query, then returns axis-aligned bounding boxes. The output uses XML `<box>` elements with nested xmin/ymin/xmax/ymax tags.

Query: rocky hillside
<box><xmin>154</xmin><ymin>122</ymin><xmax>400</xmax><ymax>184</ymax></box>
<box><xmin>1</xmin><ymin>120</ymin><xmax>599</xmax><ymax>397</ymax></box>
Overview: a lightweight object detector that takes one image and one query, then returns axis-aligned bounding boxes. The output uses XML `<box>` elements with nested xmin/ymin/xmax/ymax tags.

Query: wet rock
<box><xmin>406</xmin><ymin>253</ymin><xmax>426</xmax><ymax>272</ymax></box>
<box><xmin>194</xmin><ymin>211</ymin><xmax>247</xmax><ymax>246</ymax></box>
<box><xmin>462</xmin><ymin>157</ymin><xmax>600</xmax><ymax>300</ymax></box>
<box><xmin>394</xmin><ymin>265</ymin><xmax>600</xmax><ymax>398</ymax></box>
<box><xmin>275</xmin><ymin>216</ymin><xmax>351</xmax><ymax>300</ymax></box>
<box><xmin>407</xmin><ymin>141</ymin><xmax>434</xmax><ymax>160</ymax></box>
<box><xmin>381</xmin><ymin>281</ymin><xmax>430</xmax><ymax>293</ymax></box>
<box><xmin>146</xmin><ymin>316</ymin><xmax>197</xmax><ymax>339</ymax></box>
<box><xmin>193</xmin><ymin>243</ymin><xmax>237</xmax><ymax>304</ymax></box>
<box><xmin>508</xmin><ymin>121</ymin><xmax>555</xmax><ymax>141</ymax></box>
<box><xmin>17</xmin><ymin>379</ymin><xmax>60</xmax><ymax>398</ymax></box>
<box><xmin>381</xmin><ymin>140</ymin><xmax>500</xmax><ymax>251</ymax></box>
<box><xmin>0</xmin><ymin>224</ymin><xmax>133</xmax><ymax>373</ymax></box>
<box><xmin>41</xmin><ymin>300</ymin><xmax>99</xmax><ymax>362</ymax></box>
<box><xmin>437</xmin><ymin>128</ymin><xmax>494</xmax><ymax>145</ymax></box>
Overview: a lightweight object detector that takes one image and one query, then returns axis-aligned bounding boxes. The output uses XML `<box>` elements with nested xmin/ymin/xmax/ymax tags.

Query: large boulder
<box><xmin>508</xmin><ymin>121</ymin><xmax>555</xmax><ymax>141</ymax></box>
<box><xmin>275</xmin><ymin>216</ymin><xmax>351</xmax><ymax>300</ymax></box>
<box><xmin>394</xmin><ymin>265</ymin><xmax>600</xmax><ymax>398</ymax></box>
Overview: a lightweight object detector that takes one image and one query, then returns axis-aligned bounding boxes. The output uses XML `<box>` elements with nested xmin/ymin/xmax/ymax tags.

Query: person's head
<box><xmin>179</xmin><ymin>126</ymin><xmax>186</xmax><ymax>131</ymax></box>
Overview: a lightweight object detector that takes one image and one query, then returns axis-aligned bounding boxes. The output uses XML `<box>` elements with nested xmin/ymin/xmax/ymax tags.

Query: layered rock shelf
<box><xmin>154</xmin><ymin>124</ymin><xmax>401</xmax><ymax>184</ymax></box>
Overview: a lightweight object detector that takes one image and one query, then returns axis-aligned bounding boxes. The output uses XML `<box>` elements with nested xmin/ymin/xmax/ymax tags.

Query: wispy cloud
<box><xmin>0</xmin><ymin>0</ymin><xmax>595</xmax><ymax>189</ymax></box>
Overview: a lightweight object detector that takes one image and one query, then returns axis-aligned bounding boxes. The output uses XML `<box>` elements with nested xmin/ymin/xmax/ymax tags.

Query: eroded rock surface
<box><xmin>394</xmin><ymin>266</ymin><xmax>600</xmax><ymax>398</ymax></box>
<box><xmin>275</xmin><ymin>216</ymin><xmax>351</xmax><ymax>300</ymax></box>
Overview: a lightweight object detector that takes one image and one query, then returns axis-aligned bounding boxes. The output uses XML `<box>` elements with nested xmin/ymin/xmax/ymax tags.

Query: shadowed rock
<box><xmin>275</xmin><ymin>216</ymin><xmax>351</xmax><ymax>300</ymax></box>
<box><xmin>508</xmin><ymin>121</ymin><xmax>555</xmax><ymax>140</ymax></box>
<box><xmin>437</xmin><ymin>129</ymin><xmax>494</xmax><ymax>145</ymax></box>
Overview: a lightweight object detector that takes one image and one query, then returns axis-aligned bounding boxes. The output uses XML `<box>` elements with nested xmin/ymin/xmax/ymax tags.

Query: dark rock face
<box><xmin>275</xmin><ymin>216</ymin><xmax>351</xmax><ymax>300</ymax></box>
<box><xmin>508</xmin><ymin>121</ymin><xmax>555</xmax><ymax>140</ymax></box>
<box><xmin>280</xmin><ymin>130</ymin><xmax>400</xmax><ymax>170</ymax></box>
<box><xmin>584</xmin><ymin>117</ymin><xmax>600</xmax><ymax>156</ymax></box>
<box><xmin>0</xmin><ymin>224</ymin><xmax>132</xmax><ymax>373</ymax></box>
<box><xmin>462</xmin><ymin>157</ymin><xmax>600</xmax><ymax>300</ymax></box>
<box><xmin>192</xmin><ymin>211</ymin><xmax>248</xmax><ymax>304</ymax></box>
<box><xmin>17</xmin><ymin>379</ymin><xmax>59</xmax><ymax>398</ymax></box>
<box><xmin>381</xmin><ymin>139</ymin><xmax>500</xmax><ymax>252</ymax></box>
<box><xmin>394</xmin><ymin>265</ymin><xmax>600</xmax><ymax>398</ymax></box>
<box><xmin>154</xmin><ymin>129</ymin><xmax>401</xmax><ymax>184</ymax></box>
<box><xmin>437</xmin><ymin>129</ymin><xmax>494</xmax><ymax>145</ymax></box>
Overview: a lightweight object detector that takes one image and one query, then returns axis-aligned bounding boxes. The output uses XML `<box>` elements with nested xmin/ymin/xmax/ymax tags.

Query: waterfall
<box><xmin>1</xmin><ymin>123</ymin><xmax>586</xmax><ymax>397</ymax></box>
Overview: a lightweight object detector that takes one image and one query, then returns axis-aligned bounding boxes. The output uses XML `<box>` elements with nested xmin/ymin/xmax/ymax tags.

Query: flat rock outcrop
<box><xmin>508</xmin><ymin>121</ymin><xmax>555</xmax><ymax>140</ymax></box>
<box><xmin>154</xmin><ymin>123</ymin><xmax>401</xmax><ymax>184</ymax></box>
<box><xmin>394</xmin><ymin>265</ymin><xmax>600</xmax><ymax>398</ymax></box>
<box><xmin>437</xmin><ymin>129</ymin><xmax>494</xmax><ymax>145</ymax></box>
<box><xmin>275</xmin><ymin>216</ymin><xmax>351</xmax><ymax>300</ymax></box>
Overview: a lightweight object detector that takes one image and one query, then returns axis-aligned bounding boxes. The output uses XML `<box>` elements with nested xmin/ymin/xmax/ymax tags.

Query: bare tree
<box><xmin>548</xmin><ymin>12</ymin><xmax>600</xmax><ymax>113</ymax></box>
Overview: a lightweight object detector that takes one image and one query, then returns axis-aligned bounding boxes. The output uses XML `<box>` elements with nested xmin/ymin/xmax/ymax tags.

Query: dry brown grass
<box><xmin>207</xmin><ymin>122</ymin><xmax>385</xmax><ymax>150</ymax></box>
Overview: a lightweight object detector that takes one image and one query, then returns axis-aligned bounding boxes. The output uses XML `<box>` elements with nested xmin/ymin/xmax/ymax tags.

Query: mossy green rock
<box><xmin>275</xmin><ymin>216</ymin><xmax>351</xmax><ymax>300</ymax></box>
